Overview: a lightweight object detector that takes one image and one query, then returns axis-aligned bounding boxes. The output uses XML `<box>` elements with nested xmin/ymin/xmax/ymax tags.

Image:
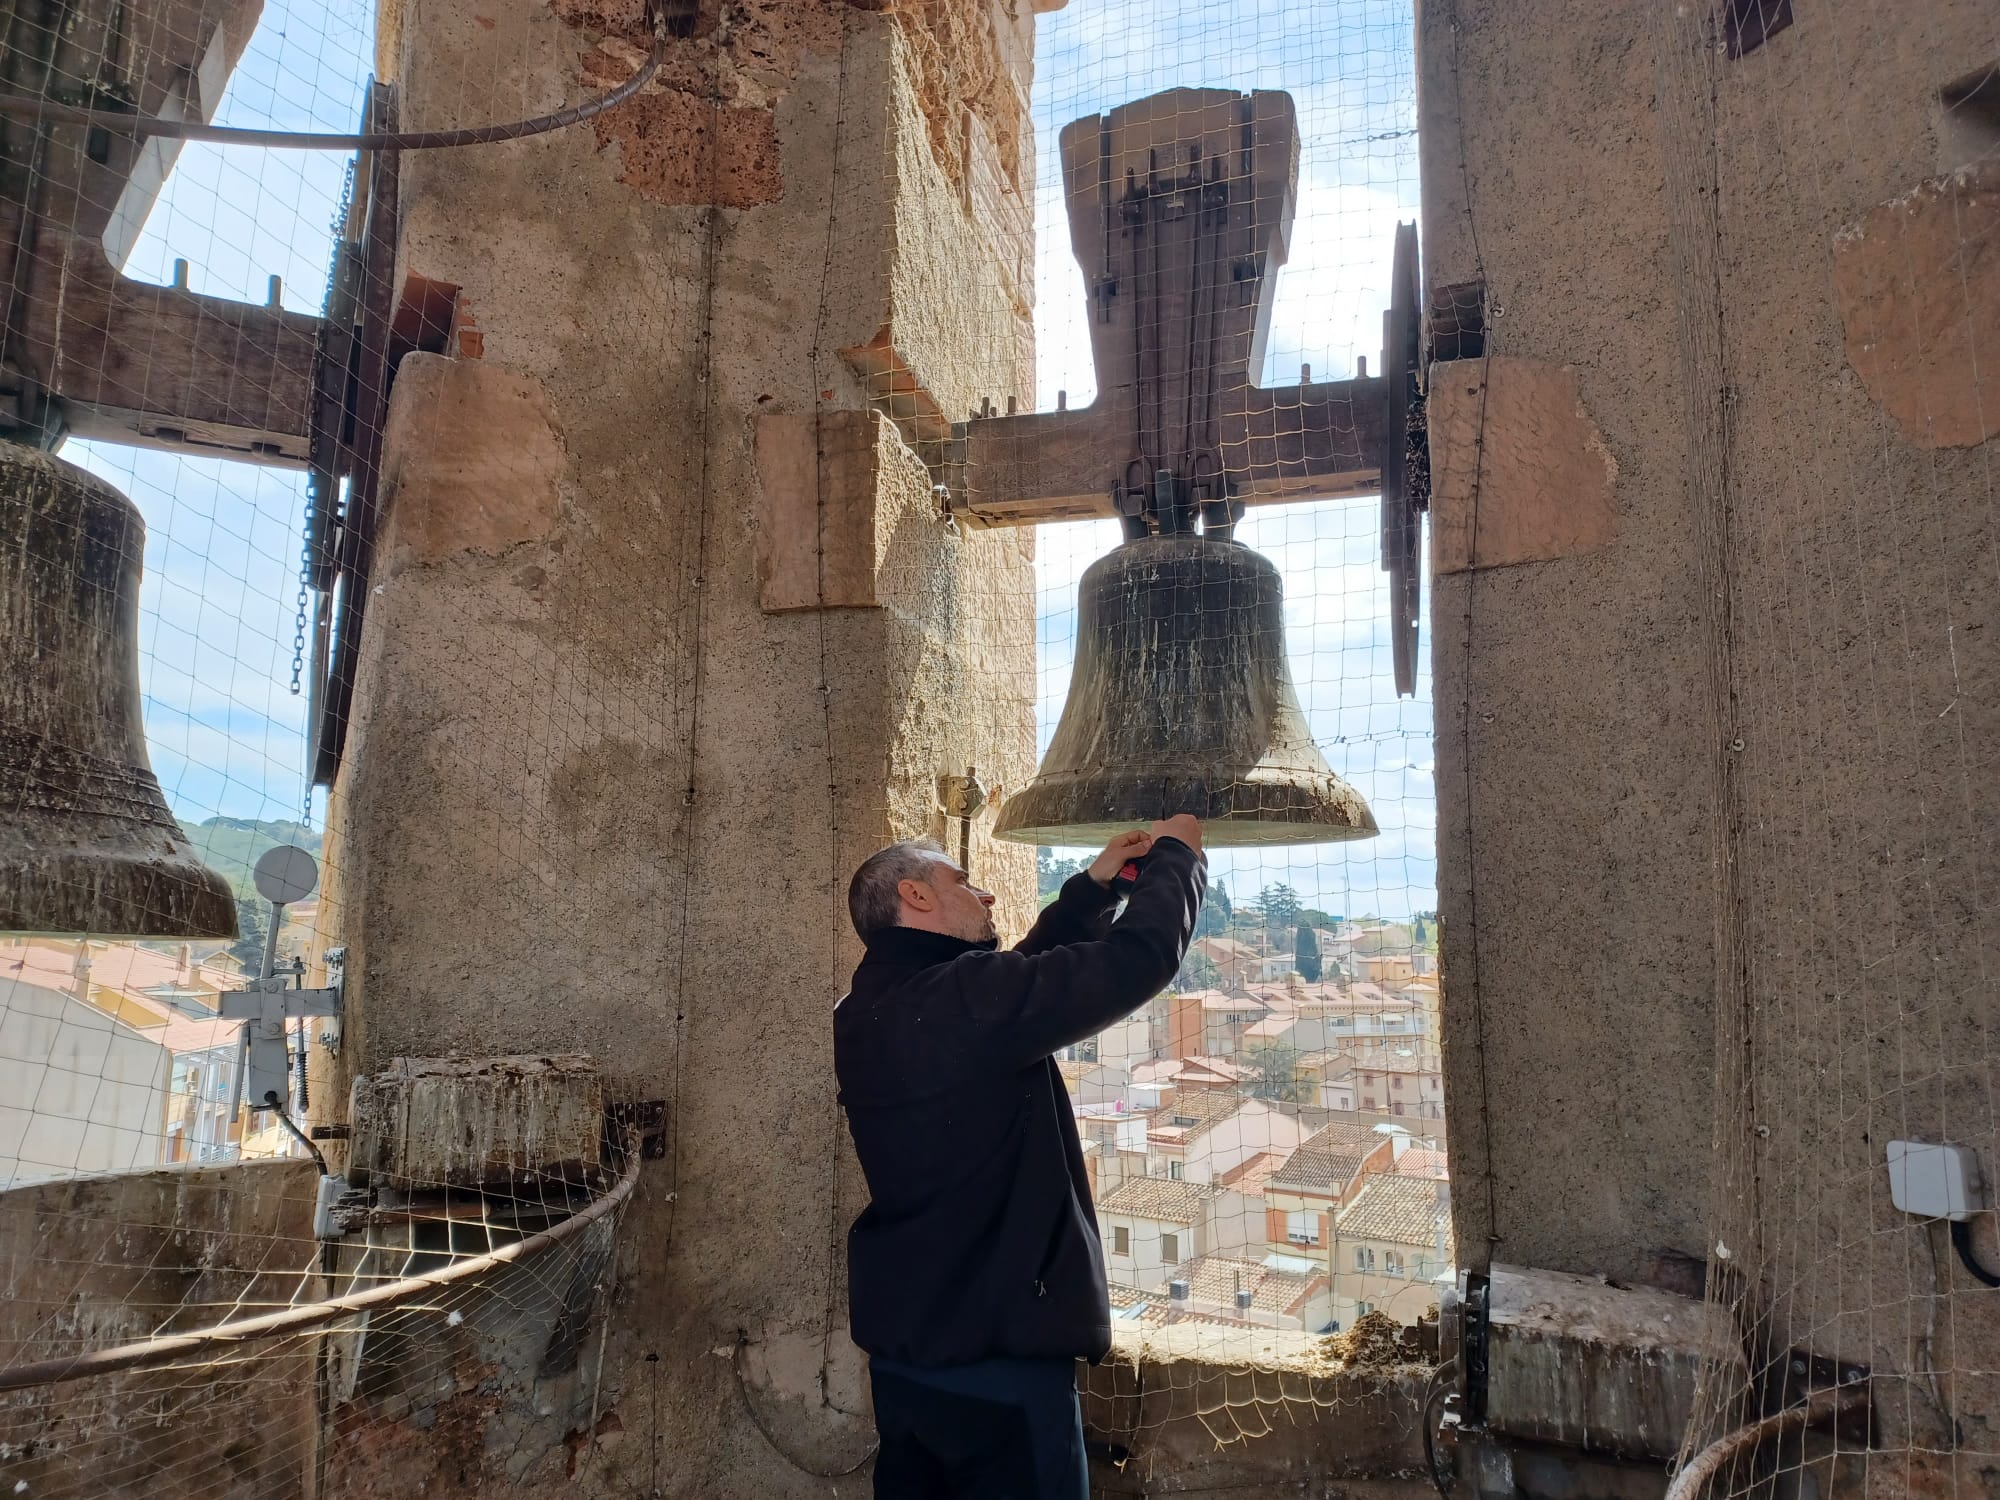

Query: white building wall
<box><xmin>1182</xmin><ymin>1101</ymin><xmax>1314</xmax><ymax>1185</ymax></box>
<box><xmin>1092</xmin><ymin>1011</ymin><xmax>1153</xmax><ymax>1070</ymax></box>
<box><xmin>1205</xmin><ymin>1188</ymin><xmax>1261</xmax><ymax>1254</ymax></box>
<box><xmin>1102</xmin><ymin>1212</ymin><xmax>1203</xmax><ymax>1289</ymax></box>
<box><xmin>1</xmin><ymin>978</ymin><xmax>170</xmax><ymax>1188</ymax></box>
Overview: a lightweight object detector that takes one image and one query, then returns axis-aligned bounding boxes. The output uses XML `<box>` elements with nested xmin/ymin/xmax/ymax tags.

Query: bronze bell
<box><xmin>993</xmin><ymin>533</ymin><xmax>1378</xmax><ymax>848</ymax></box>
<box><xmin>0</xmin><ymin>446</ymin><xmax>238</xmax><ymax>937</ymax></box>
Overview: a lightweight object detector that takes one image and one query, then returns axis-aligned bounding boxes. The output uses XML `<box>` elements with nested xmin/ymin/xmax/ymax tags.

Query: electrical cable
<box><xmin>1420</xmin><ymin>1357</ymin><xmax>1457</xmax><ymax>1500</ymax></box>
<box><xmin>0</xmin><ymin>14</ymin><xmax>667</xmax><ymax>151</ymax></box>
<box><xmin>1950</xmin><ymin>1218</ymin><xmax>2000</xmax><ymax>1288</ymax></box>
<box><xmin>262</xmin><ymin>1090</ymin><xmax>329</xmax><ymax>1175</ymax></box>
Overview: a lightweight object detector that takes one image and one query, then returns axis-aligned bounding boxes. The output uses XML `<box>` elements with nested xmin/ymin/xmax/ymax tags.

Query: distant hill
<box><xmin>177</xmin><ymin>816</ymin><xmax>323</xmax><ymax>901</ymax></box>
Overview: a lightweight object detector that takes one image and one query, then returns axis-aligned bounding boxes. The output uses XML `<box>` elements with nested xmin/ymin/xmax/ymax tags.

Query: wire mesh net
<box><xmin>1660</xmin><ymin>6</ymin><xmax>2000</xmax><ymax>1498</ymax></box>
<box><xmin>1011</xmin><ymin>1</ymin><xmax>1437</xmax><ymax>1466</ymax></box>
<box><xmin>0</xmin><ymin>0</ymin><xmax>1447</xmax><ymax>1491</ymax></box>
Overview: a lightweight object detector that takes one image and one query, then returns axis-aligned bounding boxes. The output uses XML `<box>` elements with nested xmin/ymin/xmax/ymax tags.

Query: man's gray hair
<box><xmin>848</xmin><ymin>839</ymin><xmax>948</xmax><ymax>940</ymax></box>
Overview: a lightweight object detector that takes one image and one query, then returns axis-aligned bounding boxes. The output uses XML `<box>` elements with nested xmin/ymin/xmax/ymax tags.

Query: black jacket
<box><xmin>835</xmin><ymin>837</ymin><xmax>1206</xmax><ymax>1367</ymax></box>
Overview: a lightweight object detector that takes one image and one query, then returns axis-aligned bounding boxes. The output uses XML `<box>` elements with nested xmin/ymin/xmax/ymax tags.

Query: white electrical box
<box><xmin>1887</xmin><ymin>1140</ymin><xmax>1984</xmax><ymax>1221</ymax></box>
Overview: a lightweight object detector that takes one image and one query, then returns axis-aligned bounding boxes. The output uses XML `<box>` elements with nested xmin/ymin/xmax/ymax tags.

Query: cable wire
<box><xmin>262</xmin><ymin>1090</ymin><xmax>329</xmax><ymax>1175</ymax></box>
<box><xmin>1950</xmin><ymin>1218</ymin><xmax>2000</xmax><ymax>1289</ymax></box>
<box><xmin>0</xmin><ymin>16</ymin><xmax>666</xmax><ymax>151</ymax></box>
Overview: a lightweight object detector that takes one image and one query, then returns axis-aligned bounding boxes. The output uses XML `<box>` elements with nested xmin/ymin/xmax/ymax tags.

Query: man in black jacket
<box><xmin>835</xmin><ymin>815</ymin><xmax>1207</xmax><ymax>1498</ymax></box>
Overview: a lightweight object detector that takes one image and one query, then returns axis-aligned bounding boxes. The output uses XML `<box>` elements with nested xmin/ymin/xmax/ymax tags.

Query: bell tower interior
<box><xmin>0</xmin><ymin>0</ymin><xmax>1996</xmax><ymax>1497</ymax></box>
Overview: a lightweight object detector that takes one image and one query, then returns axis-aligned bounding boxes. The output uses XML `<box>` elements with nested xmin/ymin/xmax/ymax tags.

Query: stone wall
<box><xmin>317</xmin><ymin>0</ymin><xmax>1040</xmax><ymax>1492</ymax></box>
<box><xmin>0</xmin><ymin>1161</ymin><xmax>320</xmax><ymax>1499</ymax></box>
<box><xmin>1422</xmin><ymin>0</ymin><xmax>2000</xmax><ymax>1481</ymax></box>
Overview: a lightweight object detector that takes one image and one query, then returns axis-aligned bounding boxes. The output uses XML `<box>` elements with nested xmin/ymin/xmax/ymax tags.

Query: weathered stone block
<box><xmin>1832</xmin><ymin>161</ymin><xmax>2000</xmax><ymax>450</ymax></box>
<box><xmin>1429</xmin><ymin>356</ymin><xmax>1618</xmax><ymax>574</ymax></box>
<box><xmin>754</xmin><ymin>408</ymin><xmax>933</xmax><ymax>611</ymax></box>
<box><xmin>348</xmin><ymin>1054</ymin><xmax>604</xmax><ymax>1191</ymax></box>
<box><xmin>1477</xmin><ymin>1264</ymin><xmax>1742</xmax><ymax>1462</ymax></box>
<box><xmin>377</xmin><ymin>355</ymin><xmax>567</xmax><ymax>572</ymax></box>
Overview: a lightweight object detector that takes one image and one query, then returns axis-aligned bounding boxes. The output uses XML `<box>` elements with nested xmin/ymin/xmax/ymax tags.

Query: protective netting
<box><xmin>1015</xmin><ymin>0</ymin><xmax>1440</xmax><ymax>1468</ymax></box>
<box><xmin>0</xmin><ymin>0</ymin><xmax>1441</xmax><ymax>1491</ymax></box>
<box><xmin>1655</xmin><ymin>5</ymin><xmax>2000</xmax><ymax>1497</ymax></box>
<box><xmin>0</xmin><ymin>1136</ymin><xmax>638</xmax><ymax>1497</ymax></box>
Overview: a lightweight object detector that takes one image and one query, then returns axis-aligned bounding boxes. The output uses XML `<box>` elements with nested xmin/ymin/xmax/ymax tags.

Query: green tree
<box><xmin>1247</xmin><ymin>1043</ymin><xmax>1307</xmax><ymax>1103</ymax></box>
<box><xmin>1295</xmin><ymin>923</ymin><xmax>1323</xmax><ymax>982</ymax></box>
<box><xmin>1194</xmin><ymin>879</ymin><xmax>1232</xmax><ymax>938</ymax></box>
<box><xmin>1175</xmin><ymin>949</ymin><xmax>1221</xmax><ymax>993</ymax></box>
<box><xmin>1036</xmin><ymin>847</ymin><xmax>1087</xmax><ymax>897</ymax></box>
<box><xmin>228</xmin><ymin>896</ymin><xmax>270</xmax><ymax>972</ymax></box>
<box><xmin>1259</xmin><ymin>883</ymin><xmax>1301</xmax><ymax>931</ymax></box>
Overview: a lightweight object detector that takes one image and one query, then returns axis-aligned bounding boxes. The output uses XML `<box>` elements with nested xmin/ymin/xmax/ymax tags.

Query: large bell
<box><xmin>0</xmin><ymin>446</ymin><xmax>238</xmax><ymax>937</ymax></box>
<box><xmin>994</xmin><ymin>534</ymin><xmax>1378</xmax><ymax>847</ymax></box>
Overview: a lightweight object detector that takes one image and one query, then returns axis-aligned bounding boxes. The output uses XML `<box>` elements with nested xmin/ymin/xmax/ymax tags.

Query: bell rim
<box><xmin>991</xmin><ymin>772</ymin><xmax>1381</xmax><ymax>848</ymax></box>
<box><xmin>991</xmin><ymin>816</ymin><xmax>1381</xmax><ymax>849</ymax></box>
<box><xmin>0</xmin><ymin>849</ymin><xmax>241</xmax><ymax>940</ymax></box>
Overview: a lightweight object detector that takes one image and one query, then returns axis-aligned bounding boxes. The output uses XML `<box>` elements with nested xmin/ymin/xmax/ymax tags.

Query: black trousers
<box><xmin>868</xmin><ymin>1355</ymin><xmax>1087</xmax><ymax>1499</ymax></box>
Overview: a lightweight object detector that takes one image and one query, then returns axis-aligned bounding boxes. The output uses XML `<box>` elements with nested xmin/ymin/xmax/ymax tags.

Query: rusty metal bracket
<box><xmin>1380</xmin><ymin>219</ymin><xmax>1425</xmax><ymax>698</ymax></box>
<box><xmin>610</xmin><ymin>1099</ymin><xmax>670</xmax><ymax>1161</ymax></box>
<box><xmin>1459</xmin><ymin>1270</ymin><xmax>1492</xmax><ymax>1426</ymax></box>
<box><xmin>309</xmin><ymin>81</ymin><xmax>402</xmax><ymax>788</ymax></box>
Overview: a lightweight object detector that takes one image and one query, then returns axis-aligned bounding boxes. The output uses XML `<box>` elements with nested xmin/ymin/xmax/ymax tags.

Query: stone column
<box><xmin>319</xmin><ymin>1</ymin><xmax>1048</xmax><ymax>1491</ymax></box>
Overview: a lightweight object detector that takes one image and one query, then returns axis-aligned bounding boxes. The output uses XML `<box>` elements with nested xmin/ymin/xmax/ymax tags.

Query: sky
<box><xmin>76</xmin><ymin>0</ymin><xmax>1435</xmax><ymax>915</ymax></box>
<box><xmin>1028</xmin><ymin>0</ymin><xmax>1432</xmax><ymax>918</ymax></box>
<box><xmin>65</xmin><ymin>0</ymin><xmax>373</xmax><ymax>829</ymax></box>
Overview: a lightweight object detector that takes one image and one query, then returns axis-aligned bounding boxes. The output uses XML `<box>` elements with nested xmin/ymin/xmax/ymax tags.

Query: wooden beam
<box><xmin>945</xmin><ymin>376</ymin><xmax>1388</xmax><ymax>528</ymax></box>
<box><xmin>18</xmin><ymin>232</ymin><xmax>318</xmax><ymax>465</ymax></box>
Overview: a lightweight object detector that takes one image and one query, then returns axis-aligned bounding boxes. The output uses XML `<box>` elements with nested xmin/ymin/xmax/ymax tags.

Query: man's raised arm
<box><xmin>962</xmin><ymin>817</ymin><xmax>1208</xmax><ymax>1067</ymax></box>
<box><xmin>1013</xmin><ymin>829</ymin><xmax>1155</xmax><ymax>957</ymax></box>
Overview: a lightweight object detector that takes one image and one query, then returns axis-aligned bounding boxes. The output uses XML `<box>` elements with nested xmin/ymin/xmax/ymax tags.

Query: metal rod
<box><xmin>259</xmin><ymin>898</ymin><xmax>283</xmax><ymax>980</ymax></box>
<box><xmin>1663</xmin><ymin>1386</ymin><xmax>1868</xmax><ymax>1500</ymax></box>
<box><xmin>0</xmin><ymin>19</ymin><xmax>667</xmax><ymax>151</ymax></box>
<box><xmin>0</xmin><ymin>1134</ymin><xmax>644</xmax><ymax>1393</ymax></box>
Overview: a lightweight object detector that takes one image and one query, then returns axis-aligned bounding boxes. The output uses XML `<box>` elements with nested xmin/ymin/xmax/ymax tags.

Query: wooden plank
<box><xmin>20</xmin><ymin>233</ymin><xmax>318</xmax><ymax>464</ymax></box>
<box><xmin>947</xmin><ymin>376</ymin><xmax>1387</xmax><ymax>528</ymax></box>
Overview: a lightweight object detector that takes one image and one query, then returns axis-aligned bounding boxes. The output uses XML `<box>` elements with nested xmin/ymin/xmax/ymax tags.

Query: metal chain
<box><xmin>290</xmin><ymin>567</ymin><xmax>308</xmax><ymax>695</ymax></box>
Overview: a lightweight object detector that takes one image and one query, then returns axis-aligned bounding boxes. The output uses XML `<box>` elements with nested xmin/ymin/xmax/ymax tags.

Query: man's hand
<box><xmin>1087</xmin><ymin>829</ymin><xmax>1155</xmax><ymax>886</ymax></box>
<box><xmin>1149</xmin><ymin>814</ymin><xmax>1204</xmax><ymax>853</ymax></box>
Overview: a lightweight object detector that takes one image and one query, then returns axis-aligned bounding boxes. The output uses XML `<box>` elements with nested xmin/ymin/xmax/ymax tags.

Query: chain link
<box><xmin>290</xmin><ymin>578</ymin><xmax>308</xmax><ymax>695</ymax></box>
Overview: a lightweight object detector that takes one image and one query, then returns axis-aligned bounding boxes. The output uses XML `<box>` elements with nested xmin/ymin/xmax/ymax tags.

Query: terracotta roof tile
<box><xmin>1218</xmin><ymin>1151</ymin><xmax>1287</xmax><ymax>1197</ymax></box>
<box><xmin>1270</xmin><ymin>1123</ymin><xmax>1389</xmax><ymax>1192</ymax></box>
<box><xmin>1160</xmin><ymin>1254</ymin><xmax>1326</xmax><ymax>1316</ymax></box>
<box><xmin>1393</xmin><ymin>1149</ymin><xmax>1450</xmax><ymax>1181</ymax></box>
<box><xmin>1337</xmin><ymin>1175</ymin><xmax>1450</xmax><ymax>1249</ymax></box>
<box><xmin>1099</xmin><ymin>1176</ymin><xmax>1219</xmax><ymax>1223</ymax></box>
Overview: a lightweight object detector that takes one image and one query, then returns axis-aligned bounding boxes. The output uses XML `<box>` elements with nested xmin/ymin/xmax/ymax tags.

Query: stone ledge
<box><xmin>1082</xmin><ymin>1330</ymin><xmax>1435</xmax><ymax>1497</ymax></box>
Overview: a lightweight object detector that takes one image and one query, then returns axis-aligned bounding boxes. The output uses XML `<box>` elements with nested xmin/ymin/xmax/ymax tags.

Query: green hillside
<box><xmin>177</xmin><ymin>816</ymin><xmax>324</xmax><ymax>900</ymax></box>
